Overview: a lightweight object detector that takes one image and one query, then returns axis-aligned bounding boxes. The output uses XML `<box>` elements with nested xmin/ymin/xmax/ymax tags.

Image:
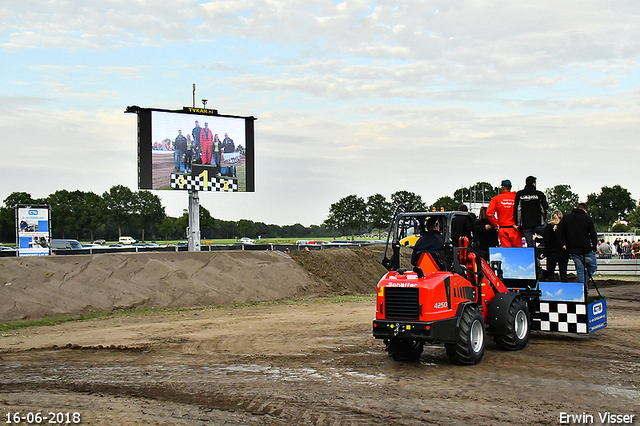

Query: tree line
<box><xmin>1</xmin><ymin>182</ymin><xmax>638</xmax><ymax>244</ymax></box>
<box><xmin>324</xmin><ymin>183</ymin><xmax>640</xmax><ymax>238</ymax></box>
<box><xmin>0</xmin><ymin>186</ymin><xmax>339</xmax><ymax>243</ymax></box>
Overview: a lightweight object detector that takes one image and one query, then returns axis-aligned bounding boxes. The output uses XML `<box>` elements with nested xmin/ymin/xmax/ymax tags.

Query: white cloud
<box><xmin>0</xmin><ymin>0</ymin><xmax>639</xmax><ymax>226</ymax></box>
<box><xmin>45</xmin><ymin>82</ymin><xmax>119</xmax><ymax>100</ymax></box>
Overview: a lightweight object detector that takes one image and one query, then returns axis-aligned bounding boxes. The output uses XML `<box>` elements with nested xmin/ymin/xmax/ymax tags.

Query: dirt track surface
<box><xmin>1</xmin><ymin>248</ymin><xmax>639</xmax><ymax>425</ymax></box>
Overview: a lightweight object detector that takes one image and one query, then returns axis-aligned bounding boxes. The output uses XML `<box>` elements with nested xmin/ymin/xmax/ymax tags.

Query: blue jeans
<box><xmin>174</xmin><ymin>149</ymin><xmax>184</xmax><ymax>169</ymax></box>
<box><xmin>571</xmin><ymin>252</ymin><xmax>597</xmax><ymax>284</ymax></box>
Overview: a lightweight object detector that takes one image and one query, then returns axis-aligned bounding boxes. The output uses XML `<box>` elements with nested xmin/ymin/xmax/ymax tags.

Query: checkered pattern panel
<box><xmin>170</xmin><ymin>174</ymin><xmax>238</xmax><ymax>192</ymax></box>
<box><xmin>533</xmin><ymin>301</ymin><xmax>588</xmax><ymax>334</ymax></box>
<box><xmin>212</xmin><ymin>179</ymin><xmax>238</xmax><ymax>192</ymax></box>
<box><xmin>170</xmin><ymin>174</ymin><xmax>205</xmax><ymax>191</ymax></box>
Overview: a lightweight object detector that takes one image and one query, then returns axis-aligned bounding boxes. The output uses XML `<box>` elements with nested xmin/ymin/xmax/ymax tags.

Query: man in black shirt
<box><xmin>557</xmin><ymin>203</ymin><xmax>598</xmax><ymax>285</ymax></box>
<box><xmin>514</xmin><ymin>176</ymin><xmax>548</xmax><ymax>248</ymax></box>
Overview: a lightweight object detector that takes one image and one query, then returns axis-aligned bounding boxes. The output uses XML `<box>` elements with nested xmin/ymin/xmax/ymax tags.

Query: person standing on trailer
<box><xmin>557</xmin><ymin>202</ymin><xmax>598</xmax><ymax>285</ymax></box>
<box><xmin>539</xmin><ymin>210</ymin><xmax>569</xmax><ymax>282</ymax></box>
<box><xmin>514</xmin><ymin>175</ymin><xmax>548</xmax><ymax>248</ymax></box>
<box><xmin>486</xmin><ymin>179</ymin><xmax>522</xmax><ymax>247</ymax></box>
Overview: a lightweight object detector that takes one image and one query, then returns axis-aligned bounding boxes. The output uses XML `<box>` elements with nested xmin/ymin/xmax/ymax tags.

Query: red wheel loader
<box><xmin>372</xmin><ymin>211</ymin><xmax>531</xmax><ymax>365</ymax></box>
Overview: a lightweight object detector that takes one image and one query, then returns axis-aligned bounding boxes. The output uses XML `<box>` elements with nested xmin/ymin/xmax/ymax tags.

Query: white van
<box><xmin>119</xmin><ymin>236</ymin><xmax>136</xmax><ymax>245</ymax></box>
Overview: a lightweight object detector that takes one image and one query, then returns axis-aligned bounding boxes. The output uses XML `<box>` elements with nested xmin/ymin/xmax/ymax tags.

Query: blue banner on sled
<box><xmin>587</xmin><ymin>299</ymin><xmax>607</xmax><ymax>333</ymax></box>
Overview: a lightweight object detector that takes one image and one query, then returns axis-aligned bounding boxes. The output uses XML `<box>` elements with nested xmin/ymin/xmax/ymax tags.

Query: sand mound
<box><xmin>289</xmin><ymin>245</ymin><xmax>388</xmax><ymax>294</ymax></box>
<box><xmin>0</xmin><ymin>247</ymin><xmax>387</xmax><ymax>322</ymax></box>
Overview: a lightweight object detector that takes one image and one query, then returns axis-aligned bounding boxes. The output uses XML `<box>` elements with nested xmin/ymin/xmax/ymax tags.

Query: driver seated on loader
<box><xmin>411</xmin><ymin>216</ymin><xmax>445</xmax><ymax>267</ymax></box>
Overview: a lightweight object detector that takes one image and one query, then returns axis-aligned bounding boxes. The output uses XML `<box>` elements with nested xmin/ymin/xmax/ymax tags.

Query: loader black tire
<box><xmin>384</xmin><ymin>339</ymin><xmax>424</xmax><ymax>362</ymax></box>
<box><xmin>445</xmin><ymin>305</ymin><xmax>485</xmax><ymax>365</ymax></box>
<box><xmin>493</xmin><ymin>297</ymin><xmax>530</xmax><ymax>351</ymax></box>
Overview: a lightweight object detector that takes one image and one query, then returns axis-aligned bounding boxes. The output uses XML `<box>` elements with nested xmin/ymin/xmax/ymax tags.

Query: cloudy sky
<box><xmin>2</xmin><ymin>0</ymin><xmax>639</xmax><ymax>226</ymax></box>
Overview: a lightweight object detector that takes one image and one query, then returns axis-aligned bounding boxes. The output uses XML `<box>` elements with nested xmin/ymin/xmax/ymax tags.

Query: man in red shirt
<box><xmin>487</xmin><ymin>180</ymin><xmax>523</xmax><ymax>247</ymax></box>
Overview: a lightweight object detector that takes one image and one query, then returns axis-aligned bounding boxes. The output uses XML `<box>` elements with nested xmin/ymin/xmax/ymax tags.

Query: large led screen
<box><xmin>136</xmin><ymin>107</ymin><xmax>255</xmax><ymax>192</ymax></box>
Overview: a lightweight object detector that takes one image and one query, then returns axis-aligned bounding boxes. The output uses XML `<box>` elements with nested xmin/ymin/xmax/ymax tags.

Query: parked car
<box><xmin>92</xmin><ymin>239</ymin><xmax>106</xmax><ymax>245</ymax></box>
<box><xmin>119</xmin><ymin>236</ymin><xmax>136</xmax><ymax>245</ymax></box>
<box><xmin>83</xmin><ymin>244</ymin><xmax>102</xmax><ymax>249</ymax></box>
<box><xmin>240</xmin><ymin>237</ymin><xmax>255</xmax><ymax>244</ymax></box>
<box><xmin>51</xmin><ymin>239</ymin><xmax>83</xmax><ymax>250</ymax></box>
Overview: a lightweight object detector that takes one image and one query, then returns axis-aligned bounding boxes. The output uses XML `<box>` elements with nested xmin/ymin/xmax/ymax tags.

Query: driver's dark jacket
<box><xmin>411</xmin><ymin>231</ymin><xmax>444</xmax><ymax>266</ymax></box>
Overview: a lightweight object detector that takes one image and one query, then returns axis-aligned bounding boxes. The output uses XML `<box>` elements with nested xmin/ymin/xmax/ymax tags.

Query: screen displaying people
<box><xmin>150</xmin><ymin>111</ymin><xmax>247</xmax><ymax>191</ymax></box>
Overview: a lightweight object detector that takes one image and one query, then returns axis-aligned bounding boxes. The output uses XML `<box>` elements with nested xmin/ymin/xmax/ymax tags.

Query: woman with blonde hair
<box><xmin>184</xmin><ymin>134</ymin><xmax>193</xmax><ymax>173</ymax></box>
<box><xmin>539</xmin><ymin>210</ymin><xmax>568</xmax><ymax>282</ymax></box>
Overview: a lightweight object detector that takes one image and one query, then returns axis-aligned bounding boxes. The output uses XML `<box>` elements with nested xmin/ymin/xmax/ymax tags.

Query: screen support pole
<box><xmin>188</xmin><ymin>189</ymin><xmax>201</xmax><ymax>251</ymax></box>
<box><xmin>187</xmin><ymin>85</ymin><xmax>201</xmax><ymax>252</ymax></box>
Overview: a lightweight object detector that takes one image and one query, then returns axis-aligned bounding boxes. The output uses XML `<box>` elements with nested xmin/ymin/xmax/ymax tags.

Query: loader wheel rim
<box><xmin>514</xmin><ymin>309</ymin><xmax>528</xmax><ymax>340</ymax></box>
<box><xmin>470</xmin><ymin>319</ymin><xmax>484</xmax><ymax>353</ymax></box>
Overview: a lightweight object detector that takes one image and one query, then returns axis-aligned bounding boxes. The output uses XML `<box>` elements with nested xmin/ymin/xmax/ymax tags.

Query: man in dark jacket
<box><xmin>557</xmin><ymin>203</ymin><xmax>598</xmax><ymax>285</ymax></box>
<box><xmin>411</xmin><ymin>216</ymin><xmax>444</xmax><ymax>267</ymax></box>
<box><xmin>191</xmin><ymin>121</ymin><xmax>202</xmax><ymax>163</ymax></box>
<box><xmin>222</xmin><ymin>133</ymin><xmax>236</xmax><ymax>177</ymax></box>
<box><xmin>222</xmin><ymin>133</ymin><xmax>235</xmax><ymax>153</ymax></box>
<box><xmin>173</xmin><ymin>130</ymin><xmax>188</xmax><ymax>172</ymax></box>
<box><xmin>514</xmin><ymin>176</ymin><xmax>548</xmax><ymax>248</ymax></box>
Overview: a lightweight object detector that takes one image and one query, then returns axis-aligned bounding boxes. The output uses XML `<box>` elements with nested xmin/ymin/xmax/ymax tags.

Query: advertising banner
<box><xmin>16</xmin><ymin>206</ymin><xmax>51</xmax><ymax>257</ymax></box>
<box><xmin>588</xmin><ymin>299</ymin><xmax>607</xmax><ymax>333</ymax></box>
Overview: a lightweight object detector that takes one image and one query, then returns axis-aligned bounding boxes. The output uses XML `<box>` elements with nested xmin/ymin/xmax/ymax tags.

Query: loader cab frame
<box><xmin>382</xmin><ymin>211</ymin><xmax>478</xmax><ymax>273</ymax></box>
